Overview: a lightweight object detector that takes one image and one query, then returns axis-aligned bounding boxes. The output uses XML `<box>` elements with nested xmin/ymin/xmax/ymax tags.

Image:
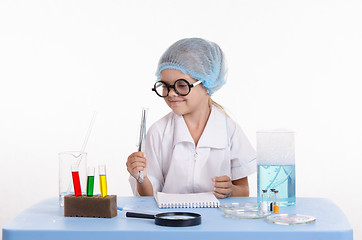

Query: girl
<box><xmin>126</xmin><ymin>38</ymin><xmax>256</xmax><ymax>198</ymax></box>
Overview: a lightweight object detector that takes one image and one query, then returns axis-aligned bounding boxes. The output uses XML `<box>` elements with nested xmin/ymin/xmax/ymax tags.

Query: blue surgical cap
<box><xmin>156</xmin><ymin>38</ymin><xmax>227</xmax><ymax>96</ymax></box>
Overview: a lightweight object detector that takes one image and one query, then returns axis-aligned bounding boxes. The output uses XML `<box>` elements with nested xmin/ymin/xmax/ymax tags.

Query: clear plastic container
<box><xmin>257</xmin><ymin>131</ymin><xmax>296</xmax><ymax>206</ymax></box>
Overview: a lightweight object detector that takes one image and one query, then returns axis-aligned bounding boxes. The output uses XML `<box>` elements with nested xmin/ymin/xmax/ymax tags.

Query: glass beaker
<box><xmin>257</xmin><ymin>131</ymin><xmax>295</xmax><ymax>206</ymax></box>
<box><xmin>58</xmin><ymin>151</ymin><xmax>87</xmax><ymax>206</ymax></box>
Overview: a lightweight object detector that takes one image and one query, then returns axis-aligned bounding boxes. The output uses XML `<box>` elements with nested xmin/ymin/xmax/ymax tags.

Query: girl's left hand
<box><xmin>212</xmin><ymin>176</ymin><xmax>232</xmax><ymax>198</ymax></box>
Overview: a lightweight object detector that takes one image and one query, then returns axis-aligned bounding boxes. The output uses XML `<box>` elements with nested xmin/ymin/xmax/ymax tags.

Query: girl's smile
<box><xmin>168</xmin><ymin>98</ymin><xmax>185</xmax><ymax>106</ymax></box>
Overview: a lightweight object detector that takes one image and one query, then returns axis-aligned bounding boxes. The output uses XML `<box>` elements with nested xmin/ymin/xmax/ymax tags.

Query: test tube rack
<box><xmin>64</xmin><ymin>194</ymin><xmax>117</xmax><ymax>218</ymax></box>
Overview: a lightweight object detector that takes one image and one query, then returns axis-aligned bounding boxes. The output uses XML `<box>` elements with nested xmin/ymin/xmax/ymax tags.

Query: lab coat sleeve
<box><xmin>129</xmin><ymin>122</ymin><xmax>164</xmax><ymax>196</ymax></box>
<box><xmin>229</xmin><ymin>123</ymin><xmax>257</xmax><ymax>181</ymax></box>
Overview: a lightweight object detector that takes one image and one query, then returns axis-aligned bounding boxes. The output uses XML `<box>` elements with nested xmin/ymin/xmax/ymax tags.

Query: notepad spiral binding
<box><xmin>159</xmin><ymin>201</ymin><xmax>219</xmax><ymax>208</ymax></box>
<box><xmin>155</xmin><ymin>192</ymin><xmax>220</xmax><ymax>208</ymax></box>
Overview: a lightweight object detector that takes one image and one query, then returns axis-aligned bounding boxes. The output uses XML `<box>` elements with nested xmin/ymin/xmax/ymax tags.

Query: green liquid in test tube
<box><xmin>87</xmin><ymin>166</ymin><xmax>95</xmax><ymax>196</ymax></box>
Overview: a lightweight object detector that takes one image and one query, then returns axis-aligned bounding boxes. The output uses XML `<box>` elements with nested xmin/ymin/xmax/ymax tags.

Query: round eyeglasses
<box><xmin>152</xmin><ymin>79</ymin><xmax>202</xmax><ymax>98</ymax></box>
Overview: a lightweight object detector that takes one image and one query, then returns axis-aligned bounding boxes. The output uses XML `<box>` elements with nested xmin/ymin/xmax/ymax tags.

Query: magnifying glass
<box><xmin>126</xmin><ymin>212</ymin><xmax>201</xmax><ymax>227</ymax></box>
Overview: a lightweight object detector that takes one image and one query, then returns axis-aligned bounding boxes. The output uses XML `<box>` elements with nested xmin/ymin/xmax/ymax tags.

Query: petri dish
<box><xmin>220</xmin><ymin>202</ymin><xmax>271</xmax><ymax>219</ymax></box>
<box><xmin>224</xmin><ymin>209</ymin><xmax>271</xmax><ymax>219</ymax></box>
<box><xmin>266</xmin><ymin>214</ymin><xmax>316</xmax><ymax>225</ymax></box>
<box><xmin>220</xmin><ymin>202</ymin><xmax>259</xmax><ymax>211</ymax></box>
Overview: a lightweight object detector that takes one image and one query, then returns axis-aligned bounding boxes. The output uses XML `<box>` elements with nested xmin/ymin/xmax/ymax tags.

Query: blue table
<box><xmin>3</xmin><ymin>197</ymin><xmax>352</xmax><ymax>240</ymax></box>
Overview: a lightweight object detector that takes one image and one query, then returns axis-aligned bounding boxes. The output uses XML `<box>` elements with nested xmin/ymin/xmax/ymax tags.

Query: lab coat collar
<box><xmin>173</xmin><ymin>106</ymin><xmax>228</xmax><ymax>149</ymax></box>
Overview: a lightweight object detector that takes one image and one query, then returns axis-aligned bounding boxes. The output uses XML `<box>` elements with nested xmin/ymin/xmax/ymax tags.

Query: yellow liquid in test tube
<box><xmin>99</xmin><ymin>175</ymin><xmax>107</xmax><ymax>197</ymax></box>
<box><xmin>98</xmin><ymin>165</ymin><xmax>107</xmax><ymax>197</ymax></box>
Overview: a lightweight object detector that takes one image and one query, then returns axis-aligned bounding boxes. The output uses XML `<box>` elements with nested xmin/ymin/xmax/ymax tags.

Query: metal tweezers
<box><xmin>137</xmin><ymin>108</ymin><xmax>148</xmax><ymax>183</ymax></box>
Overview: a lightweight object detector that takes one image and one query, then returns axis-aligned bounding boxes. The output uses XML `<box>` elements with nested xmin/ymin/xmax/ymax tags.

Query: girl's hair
<box><xmin>208</xmin><ymin>97</ymin><xmax>230</xmax><ymax>118</ymax></box>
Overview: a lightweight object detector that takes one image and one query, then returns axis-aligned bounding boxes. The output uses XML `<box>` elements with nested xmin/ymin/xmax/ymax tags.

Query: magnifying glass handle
<box><xmin>126</xmin><ymin>212</ymin><xmax>156</xmax><ymax>219</ymax></box>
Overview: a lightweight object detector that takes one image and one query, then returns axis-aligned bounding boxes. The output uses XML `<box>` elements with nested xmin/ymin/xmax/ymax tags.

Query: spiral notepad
<box><xmin>155</xmin><ymin>192</ymin><xmax>220</xmax><ymax>208</ymax></box>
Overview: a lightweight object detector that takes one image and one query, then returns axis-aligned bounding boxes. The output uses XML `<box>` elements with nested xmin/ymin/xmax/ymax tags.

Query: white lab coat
<box><xmin>129</xmin><ymin>105</ymin><xmax>256</xmax><ymax>195</ymax></box>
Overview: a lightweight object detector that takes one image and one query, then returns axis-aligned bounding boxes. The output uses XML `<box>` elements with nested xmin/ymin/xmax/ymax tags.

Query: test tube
<box><xmin>273</xmin><ymin>190</ymin><xmax>280</xmax><ymax>214</ymax></box>
<box><xmin>87</xmin><ymin>166</ymin><xmax>95</xmax><ymax>196</ymax></box>
<box><xmin>261</xmin><ymin>190</ymin><xmax>268</xmax><ymax>213</ymax></box>
<box><xmin>99</xmin><ymin>165</ymin><xmax>107</xmax><ymax>197</ymax></box>
<box><xmin>71</xmin><ymin>164</ymin><xmax>82</xmax><ymax>197</ymax></box>
<box><xmin>269</xmin><ymin>189</ymin><xmax>275</xmax><ymax>211</ymax></box>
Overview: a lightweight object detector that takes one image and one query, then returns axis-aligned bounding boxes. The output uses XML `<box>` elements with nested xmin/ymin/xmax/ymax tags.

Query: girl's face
<box><xmin>160</xmin><ymin>69</ymin><xmax>209</xmax><ymax>116</ymax></box>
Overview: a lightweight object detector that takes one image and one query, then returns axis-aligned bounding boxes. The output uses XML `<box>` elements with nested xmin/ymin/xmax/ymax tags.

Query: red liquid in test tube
<box><xmin>71</xmin><ymin>165</ymin><xmax>82</xmax><ymax>197</ymax></box>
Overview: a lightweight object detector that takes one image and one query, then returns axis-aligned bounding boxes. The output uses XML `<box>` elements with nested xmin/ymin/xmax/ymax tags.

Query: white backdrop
<box><xmin>1</xmin><ymin>0</ymin><xmax>361</xmax><ymax>239</ymax></box>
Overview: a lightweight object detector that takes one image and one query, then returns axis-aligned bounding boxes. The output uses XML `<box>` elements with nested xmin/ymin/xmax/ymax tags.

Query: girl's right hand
<box><xmin>126</xmin><ymin>152</ymin><xmax>147</xmax><ymax>180</ymax></box>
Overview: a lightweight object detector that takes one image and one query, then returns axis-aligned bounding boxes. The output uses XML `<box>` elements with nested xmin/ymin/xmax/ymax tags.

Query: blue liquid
<box><xmin>257</xmin><ymin>164</ymin><xmax>296</xmax><ymax>206</ymax></box>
